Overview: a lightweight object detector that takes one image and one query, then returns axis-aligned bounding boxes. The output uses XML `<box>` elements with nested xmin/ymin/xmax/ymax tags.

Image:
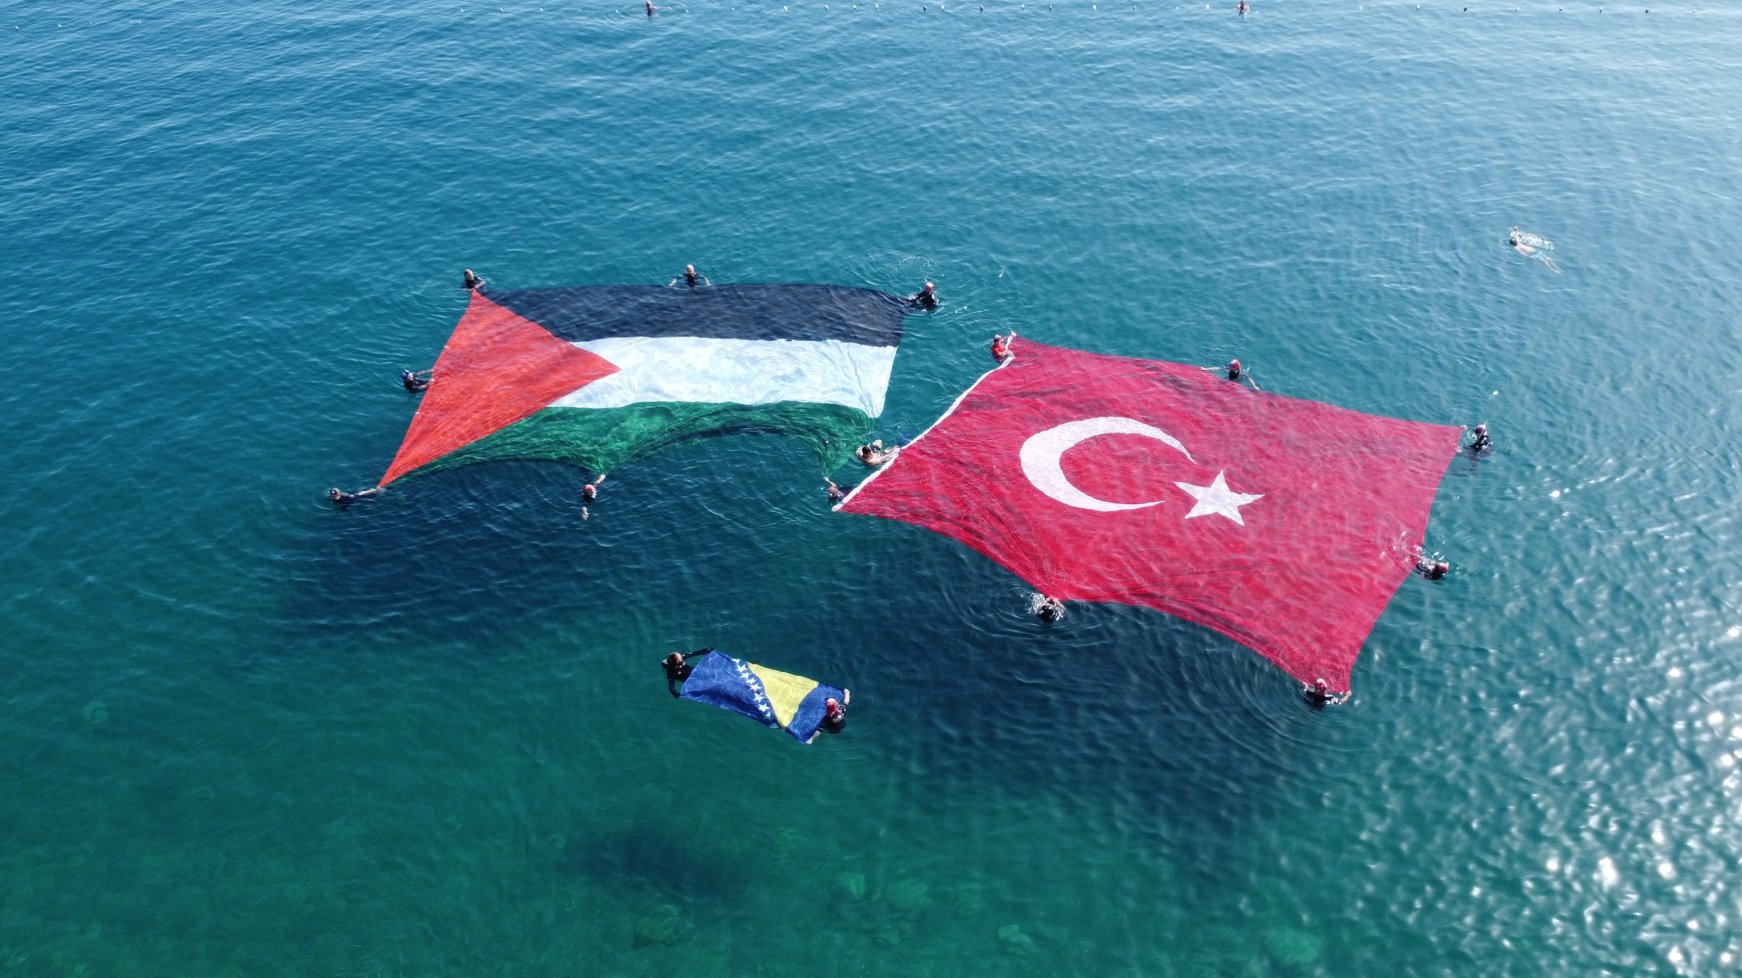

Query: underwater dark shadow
<box><xmin>275</xmin><ymin>448</ymin><xmax>1341</xmax><ymax>873</ymax></box>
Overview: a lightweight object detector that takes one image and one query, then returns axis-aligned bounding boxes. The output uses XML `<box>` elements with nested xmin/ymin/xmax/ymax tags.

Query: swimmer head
<box><xmin>1474</xmin><ymin>424</ymin><xmax>1487</xmax><ymax>434</ymax></box>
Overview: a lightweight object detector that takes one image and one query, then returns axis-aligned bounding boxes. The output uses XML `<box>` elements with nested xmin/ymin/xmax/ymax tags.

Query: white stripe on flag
<box><xmin>552</xmin><ymin>336</ymin><xmax>895</xmax><ymax>416</ymax></box>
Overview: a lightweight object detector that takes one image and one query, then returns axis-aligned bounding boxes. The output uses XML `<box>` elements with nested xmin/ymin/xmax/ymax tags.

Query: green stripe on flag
<box><xmin>412</xmin><ymin>401</ymin><xmax>877</xmax><ymax>479</ymax></box>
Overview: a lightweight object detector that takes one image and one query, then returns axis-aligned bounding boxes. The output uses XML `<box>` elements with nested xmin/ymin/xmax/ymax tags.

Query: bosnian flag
<box><xmin>379</xmin><ymin>283</ymin><xmax>907</xmax><ymax>486</ymax></box>
<box><xmin>838</xmin><ymin>338</ymin><xmax>1463</xmax><ymax>694</ymax></box>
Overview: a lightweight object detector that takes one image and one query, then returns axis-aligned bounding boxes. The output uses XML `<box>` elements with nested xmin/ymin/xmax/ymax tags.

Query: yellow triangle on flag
<box><xmin>747</xmin><ymin>663</ymin><xmax>820</xmax><ymax>730</ymax></box>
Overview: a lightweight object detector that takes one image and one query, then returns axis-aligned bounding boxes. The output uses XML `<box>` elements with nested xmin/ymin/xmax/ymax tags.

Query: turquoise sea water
<box><xmin>4</xmin><ymin>2</ymin><xmax>1742</xmax><ymax>976</ymax></box>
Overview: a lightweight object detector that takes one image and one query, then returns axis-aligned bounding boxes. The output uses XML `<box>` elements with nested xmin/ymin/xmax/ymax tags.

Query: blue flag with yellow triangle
<box><xmin>678</xmin><ymin>652</ymin><xmax>848</xmax><ymax>744</ymax></box>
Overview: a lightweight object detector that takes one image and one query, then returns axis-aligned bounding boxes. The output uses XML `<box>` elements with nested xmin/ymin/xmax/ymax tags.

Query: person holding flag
<box><xmin>662</xmin><ymin>648</ymin><xmax>713</xmax><ymax>698</ymax></box>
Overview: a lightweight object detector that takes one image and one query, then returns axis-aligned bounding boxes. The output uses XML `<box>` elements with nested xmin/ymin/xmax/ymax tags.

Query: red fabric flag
<box><xmin>838</xmin><ymin>338</ymin><xmax>1462</xmax><ymax>693</ymax></box>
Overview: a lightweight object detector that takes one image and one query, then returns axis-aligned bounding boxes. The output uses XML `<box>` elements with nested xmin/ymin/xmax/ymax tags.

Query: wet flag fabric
<box><xmin>837</xmin><ymin>338</ymin><xmax>1463</xmax><ymax>693</ymax></box>
<box><xmin>678</xmin><ymin>652</ymin><xmax>849</xmax><ymax>744</ymax></box>
<box><xmin>379</xmin><ymin>284</ymin><xmax>907</xmax><ymax>486</ymax></box>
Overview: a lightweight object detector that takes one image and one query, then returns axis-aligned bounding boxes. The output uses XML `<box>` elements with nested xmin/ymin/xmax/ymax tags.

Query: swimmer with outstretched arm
<box><xmin>669</xmin><ymin>264</ymin><xmax>710</xmax><ymax>289</ymax></box>
<box><xmin>328</xmin><ymin>486</ymin><xmax>384</xmax><ymax>507</ymax></box>
<box><xmin>662</xmin><ymin>648</ymin><xmax>713</xmax><ymax>698</ymax></box>
<box><xmin>1302</xmin><ymin>678</ymin><xmax>1346</xmax><ymax>707</ymax></box>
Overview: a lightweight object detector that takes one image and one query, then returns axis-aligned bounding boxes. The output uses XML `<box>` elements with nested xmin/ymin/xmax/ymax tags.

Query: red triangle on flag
<box><xmin>379</xmin><ymin>291</ymin><xmax>620</xmax><ymax>486</ymax></box>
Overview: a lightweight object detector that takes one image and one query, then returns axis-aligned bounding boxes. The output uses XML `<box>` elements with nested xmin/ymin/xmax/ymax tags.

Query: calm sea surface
<box><xmin>3</xmin><ymin>2</ymin><xmax>1741</xmax><ymax>976</ymax></box>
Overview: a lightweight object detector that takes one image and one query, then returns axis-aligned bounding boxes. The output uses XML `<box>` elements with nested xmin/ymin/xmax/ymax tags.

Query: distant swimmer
<box><xmin>908</xmin><ymin>281</ymin><xmax>939</xmax><ymax>311</ymax></box>
<box><xmin>856</xmin><ymin>439</ymin><xmax>896</xmax><ymax>466</ymax></box>
<box><xmin>1303</xmin><ymin>678</ymin><xmax>1345</xmax><ymax>707</ymax></box>
<box><xmin>990</xmin><ymin>333</ymin><xmax>1013</xmax><ymax>362</ymax></box>
<box><xmin>646</xmin><ymin>0</ymin><xmax>657</xmax><ymax>15</ymax></box>
<box><xmin>1237</xmin><ymin>0</ymin><xmax>1249</xmax><ymax>12</ymax></box>
<box><xmin>328</xmin><ymin>486</ymin><xmax>384</xmax><ymax>507</ymax></box>
<box><xmin>824</xmin><ymin>478</ymin><xmax>845</xmax><ymax>503</ymax></box>
<box><xmin>1035</xmin><ymin>595</ymin><xmax>1066</xmax><ymax>623</ymax></box>
<box><xmin>663</xmin><ymin>648</ymin><xmax>712</xmax><ymax>697</ymax></box>
<box><xmin>1415</xmin><ymin>554</ymin><xmax>1449</xmax><ymax>580</ymax></box>
<box><xmin>820</xmin><ymin>697</ymin><xmax>847</xmax><ymax>734</ymax></box>
<box><xmin>1467</xmin><ymin>423</ymin><xmax>1492</xmax><ymax>453</ymax></box>
<box><xmin>581</xmin><ymin>473</ymin><xmax>606</xmax><ymax>502</ymax></box>
<box><xmin>669</xmin><ymin>264</ymin><xmax>709</xmax><ymax>289</ymax></box>
<box><xmin>464</xmin><ymin>268</ymin><xmax>485</xmax><ymax>291</ymax></box>
<box><xmin>1507</xmin><ymin>228</ymin><xmax>1562</xmax><ymax>272</ymax></box>
<box><xmin>401</xmin><ymin>368</ymin><xmax>433</xmax><ymax>393</ymax></box>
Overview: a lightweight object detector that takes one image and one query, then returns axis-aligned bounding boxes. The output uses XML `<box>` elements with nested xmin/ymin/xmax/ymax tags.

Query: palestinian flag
<box><xmin>378</xmin><ymin>283</ymin><xmax>908</xmax><ymax>486</ymax></box>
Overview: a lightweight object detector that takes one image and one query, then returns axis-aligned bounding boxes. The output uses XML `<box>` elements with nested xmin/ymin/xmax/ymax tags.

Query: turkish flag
<box><xmin>838</xmin><ymin>338</ymin><xmax>1462</xmax><ymax>693</ymax></box>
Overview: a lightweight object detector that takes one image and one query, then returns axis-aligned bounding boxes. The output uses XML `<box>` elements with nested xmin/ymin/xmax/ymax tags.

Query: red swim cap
<box><xmin>825</xmin><ymin>697</ymin><xmax>840</xmax><ymax>711</ymax></box>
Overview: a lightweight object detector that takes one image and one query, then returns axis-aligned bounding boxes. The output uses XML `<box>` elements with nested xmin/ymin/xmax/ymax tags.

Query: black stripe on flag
<box><xmin>483</xmin><ymin>284</ymin><xmax>908</xmax><ymax>347</ymax></box>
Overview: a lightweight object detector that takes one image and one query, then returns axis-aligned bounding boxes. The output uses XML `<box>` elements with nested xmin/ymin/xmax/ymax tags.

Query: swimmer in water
<box><xmin>820</xmin><ymin>697</ymin><xmax>847</xmax><ymax>734</ymax></box>
<box><xmin>400</xmin><ymin>368</ymin><xmax>433</xmax><ymax>393</ymax></box>
<box><xmin>1302</xmin><ymin>678</ymin><xmax>1345</xmax><ymax>707</ymax></box>
<box><xmin>856</xmin><ymin>439</ymin><xmax>896</xmax><ymax>466</ymax></box>
<box><xmin>669</xmin><ymin>264</ymin><xmax>709</xmax><ymax>289</ymax></box>
<box><xmin>1225</xmin><ymin>358</ymin><xmax>1260</xmax><ymax>389</ymax></box>
<box><xmin>1035</xmin><ymin>595</ymin><xmax>1066</xmax><ymax>623</ymax></box>
<box><xmin>1507</xmin><ymin>228</ymin><xmax>1562</xmax><ymax>272</ymax></box>
<box><xmin>327</xmin><ymin>486</ymin><xmax>384</xmax><ymax>507</ymax></box>
<box><xmin>824</xmin><ymin>478</ymin><xmax>845</xmax><ymax>503</ymax></box>
<box><xmin>1467</xmin><ymin>423</ymin><xmax>1492</xmax><ymax>453</ymax></box>
<box><xmin>464</xmin><ymin>268</ymin><xmax>485</xmax><ymax>290</ymax></box>
<box><xmin>1415</xmin><ymin>555</ymin><xmax>1449</xmax><ymax>580</ymax></box>
<box><xmin>646</xmin><ymin>0</ymin><xmax>657</xmax><ymax>15</ymax></box>
<box><xmin>990</xmin><ymin>333</ymin><xmax>1012</xmax><ymax>362</ymax></box>
<box><xmin>908</xmin><ymin>281</ymin><xmax>939</xmax><ymax>311</ymax></box>
<box><xmin>663</xmin><ymin>648</ymin><xmax>712</xmax><ymax>697</ymax></box>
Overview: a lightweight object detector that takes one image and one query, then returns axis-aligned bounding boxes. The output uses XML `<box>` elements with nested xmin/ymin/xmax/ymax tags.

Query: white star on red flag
<box><xmin>1175</xmin><ymin>471</ymin><xmax>1263</xmax><ymax>525</ymax></box>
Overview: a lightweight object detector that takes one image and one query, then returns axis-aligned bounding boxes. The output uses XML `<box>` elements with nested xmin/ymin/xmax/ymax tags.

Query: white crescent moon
<box><xmin>1019</xmin><ymin>417</ymin><xmax>1195</xmax><ymax>512</ymax></box>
